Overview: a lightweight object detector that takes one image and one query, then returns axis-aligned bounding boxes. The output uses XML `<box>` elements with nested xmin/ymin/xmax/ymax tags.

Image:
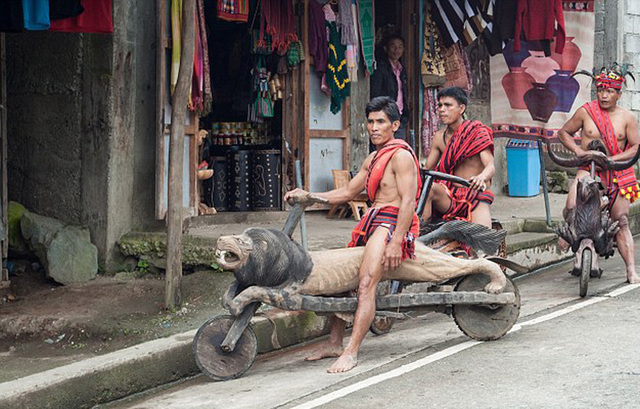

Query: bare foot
<box><xmin>558</xmin><ymin>237</ymin><xmax>570</xmax><ymax>252</ymax></box>
<box><xmin>627</xmin><ymin>271</ymin><xmax>640</xmax><ymax>284</ymax></box>
<box><xmin>327</xmin><ymin>352</ymin><xmax>358</xmax><ymax>373</ymax></box>
<box><xmin>305</xmin><ymin>342</ymin><xmax>343</xmax><ymax>361</ymax></box>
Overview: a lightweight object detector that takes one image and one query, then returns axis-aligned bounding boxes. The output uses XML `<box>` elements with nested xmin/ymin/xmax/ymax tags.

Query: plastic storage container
<box><xmin>506</xmin><ymin>139</ymin><xmax>541</xmax><ymax>197</ymax></box>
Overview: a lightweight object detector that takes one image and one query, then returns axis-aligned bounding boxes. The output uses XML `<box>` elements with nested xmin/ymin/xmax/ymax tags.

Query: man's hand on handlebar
<box><xmin>283</xmin><ymin>188</ymin><xmax>329</xmax><ymax>206</ymax></box>
<box><xmin>284</xmin><ymin>188</ymin><xmax>308</xmax><ymax>204</ymax></box>
<box><xmin>576</xmin><ymin>148</ymin><xmax>608</xmax><ymax>164</ymax></box>
<box><xmin>468</xmin><ymin>175</ymin><xmax>488</xmax><ymax>192</ymax></box>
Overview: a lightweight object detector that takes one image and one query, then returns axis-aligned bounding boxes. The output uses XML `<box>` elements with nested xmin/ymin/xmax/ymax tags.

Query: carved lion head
<box><xmin>216</xmin><ymin>228</ymin><xmax>314</xmax><ymax>288</ymax></box>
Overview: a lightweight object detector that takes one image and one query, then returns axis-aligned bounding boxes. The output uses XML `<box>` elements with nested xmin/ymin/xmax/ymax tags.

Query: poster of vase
<box><xmin>490</xmin><ymin>1</ymin><xmax>595</xmax><ymax>140</ymax></box>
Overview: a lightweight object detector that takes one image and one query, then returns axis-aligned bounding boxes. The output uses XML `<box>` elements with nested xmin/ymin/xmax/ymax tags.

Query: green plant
<box><xmin>136</xmin><ymin>258</ymin><xmax>149</xmax><ymax>274</ymax></box>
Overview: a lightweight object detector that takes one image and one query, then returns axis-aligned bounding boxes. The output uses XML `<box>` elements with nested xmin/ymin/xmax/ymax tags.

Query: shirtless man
<box><xmin>284</xmin><ymin>96</ymin><xmax>421</xmax><ymax>373</ymax></box>
<box><xmin>422</xmin><ymin>87</ymin><xmax>495</xmax><ymax>228</ymax></box>
<box><xmin>557</xmin><ymin>66</ymin><xmax>640</xmax><ymax>284</ymax></box>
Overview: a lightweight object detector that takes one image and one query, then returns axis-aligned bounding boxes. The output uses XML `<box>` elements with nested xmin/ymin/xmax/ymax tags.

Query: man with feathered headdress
<box><xmin>557</xmin><ymin>63</ymin><xmax>640</xmax><ymax>284</ymax></box>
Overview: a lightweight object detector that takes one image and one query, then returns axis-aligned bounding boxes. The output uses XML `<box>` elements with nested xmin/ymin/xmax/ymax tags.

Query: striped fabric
<box><xmin>442</xmin><ymin>185</ymin><xmax>495</xmax><ymax>221</ymax></box>
<box><xmin>347</xmin><ymin>206</ymin><xmax>420</xmax><ymax>261</ymax></box>
<box><xmin>365</xmin><ymin>139</ymin><xmax>422</xmax><ymax>202</ymax></box>
<box><xmin>582</xmin><ymin>100</ymin><xmax>639</xmax><ymax>204</ymax></box>
<box><xmin>434</xmin><ymin>120</ymin><xmax>494</xmax><ymax>189</ymax></box>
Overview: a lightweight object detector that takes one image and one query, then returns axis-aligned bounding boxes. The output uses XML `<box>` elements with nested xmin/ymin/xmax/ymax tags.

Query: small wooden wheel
<box><xmin>453</xmin><ymin>274</ymin><xmax>520</xmax><ymax>341</ymax></box>
<box><xmin>193</xmin><ymin>315</ymin><xmax>258</xmax><ymax>381</ymax></box>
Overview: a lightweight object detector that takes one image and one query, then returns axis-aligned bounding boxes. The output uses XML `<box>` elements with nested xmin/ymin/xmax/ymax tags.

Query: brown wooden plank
<box><xmin>308</xmin><ymin>130</ymin><xmax>348</xmax><ymax>138</ymax></box>
<box><xmin>1</xmin><ymin>33</ymin><xmax>9</xmax><ymax>288</ymax></box>
<box><xmin>302</xmin><ymin>0</ymin><xmax>310</xmax><ymax>190</ymax></box>
<box><xmin>165</xmin><ymin>0</ymin><xmax>196</xmax><ymax>309</ymax></box>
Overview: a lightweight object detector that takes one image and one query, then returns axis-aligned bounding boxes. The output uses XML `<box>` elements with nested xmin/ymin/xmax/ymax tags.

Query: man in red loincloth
<box><xmin>284</xmin><ymin>96</ymin><xmax>421</xmax><ymax>373</ymax></box>
<box><xmin>422</xmin><ymin>87</ymin><xmax>496</xmax><ymax>228</ymax></box>
<box><xmin>557</xmin><ymin>65</ymin><xmax>640</xmax><ymax>284</ymax></box>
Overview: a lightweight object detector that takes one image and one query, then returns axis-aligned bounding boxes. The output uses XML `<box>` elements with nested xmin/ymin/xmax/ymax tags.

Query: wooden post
<box><xmin>165</xmin><ymin>0</ymin><xmax>196</xmax><ymax>309</ymax></box>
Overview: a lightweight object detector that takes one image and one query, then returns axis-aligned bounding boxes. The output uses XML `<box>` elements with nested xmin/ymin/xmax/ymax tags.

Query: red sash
<box><xmin>582</xmin><ymin>101</ymin><xmax>638</xmax><ymax>199</ymax></box>
<box><xmin>435</xmin><ymin>120</ymin><xmax>493</xmax><ymax>189</ymax></box>
<box><xmin>365</xmin><ymin>139</ymin><xmax>422</xmax><ymax>202</ymax></box>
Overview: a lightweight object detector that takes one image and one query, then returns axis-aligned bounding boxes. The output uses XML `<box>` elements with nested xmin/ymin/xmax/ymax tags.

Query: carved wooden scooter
<box><xmin>193</xmin><ymin>189</ymin><xmax>523</xmax><ymax>381</ymax></box>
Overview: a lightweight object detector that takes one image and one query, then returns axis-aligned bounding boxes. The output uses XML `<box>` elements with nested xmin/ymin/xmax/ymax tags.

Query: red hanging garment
<box><xmin>49</xmin><ymin>0</ymin><xmax>113</xmax><ymax>34</ymax></box>
<box><xmin>513</xmin><ymin>0</ymin><xmax>565</xmax><ymax>54</ymax></box>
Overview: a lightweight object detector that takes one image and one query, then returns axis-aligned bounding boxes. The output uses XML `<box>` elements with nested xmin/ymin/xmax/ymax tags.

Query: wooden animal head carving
<box><xmin>216</xmin><ymin>228</ymin><xmax>314</xmax><ymax>288</ymax></box>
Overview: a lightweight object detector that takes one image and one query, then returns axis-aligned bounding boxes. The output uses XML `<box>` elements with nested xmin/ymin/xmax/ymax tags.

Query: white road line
<box><xmin>290</xmin><ymin>284</ymin><xmax>640</xmax><ymax>409</ymax></box>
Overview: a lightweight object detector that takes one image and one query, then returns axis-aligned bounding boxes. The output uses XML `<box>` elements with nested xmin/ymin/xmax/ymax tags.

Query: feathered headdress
<box><xmin>572</xmin><ymin>63</ymin><xmax>635</xmax><ymax>90</ymax></box>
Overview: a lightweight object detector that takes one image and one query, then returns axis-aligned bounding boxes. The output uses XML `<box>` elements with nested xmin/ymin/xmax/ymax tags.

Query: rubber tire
<box><xmin>579</xmin><ymin>249</ymin><xmax>592</xmax><ymax>298</ymax></box>
<box><xmin>193</xmin><ymin>315</ymin><xmax>258</xmax><ymax>381</ymax></box>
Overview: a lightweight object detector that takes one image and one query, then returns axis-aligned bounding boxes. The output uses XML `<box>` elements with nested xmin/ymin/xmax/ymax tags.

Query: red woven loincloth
<box><xmin>441</xmin><ymin>186</ymin><xmax>495</xmax><ymax>222</ymax></box>
<box><xmin>347</xmin><ymin>206</ymin><xmax>420</xmax><ymax>261</ymax></box>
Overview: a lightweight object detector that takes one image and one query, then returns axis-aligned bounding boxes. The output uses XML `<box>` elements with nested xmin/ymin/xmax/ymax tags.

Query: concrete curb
<box><xmin>0</xmin><ymin>311</ymin><xmax>329</xmax><ymax>409</ymax></box>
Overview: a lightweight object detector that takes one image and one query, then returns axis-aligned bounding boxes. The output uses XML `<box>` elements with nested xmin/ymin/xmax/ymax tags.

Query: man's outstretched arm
<box><xmin>284</xmin><ymin>153</ymin><xmax>374</xmax><ymax>205</ymax></box>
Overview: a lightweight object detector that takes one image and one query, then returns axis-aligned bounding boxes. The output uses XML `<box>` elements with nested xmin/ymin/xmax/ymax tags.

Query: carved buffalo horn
<box><xmin>545</xmin><ymin>140</ymin><xmax>587</xmax><ymax>168</ymax></box>
<box><xmin>606</xmin><ymin>146</ymin><xmax>640</xmax><ymax>171</ymax></box>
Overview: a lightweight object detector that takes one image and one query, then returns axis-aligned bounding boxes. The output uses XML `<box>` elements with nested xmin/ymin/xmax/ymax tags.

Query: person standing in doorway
<box><xmin>370</xmin><ymin>34</ymin><xmax>409</xmax><ymax>147</ymax></box>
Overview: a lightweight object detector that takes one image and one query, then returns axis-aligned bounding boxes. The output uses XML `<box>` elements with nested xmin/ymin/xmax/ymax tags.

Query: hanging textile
<box><xmin>49</xmin><ymin>0</ymin><xmax>113</xmax><ymax>33</ymax></box>
<box><xmin>442</xmin><ymin>43</ymin><xmax>471</xmax><ymax>92</ymax></box>
<box><xmin>514</xmin><ymin>0</ymin><xmax>566</xmax><ymax>54</ymax></box>
<box><xmin>22</xmin><ymin>0</ymin><xmax>49</xmax><ymax>30</ymax></box>
<box><xmin>430</xmin><ymin>0</ymin><xmax>490</xmax><ymax>48</ymax></box>
<box><xmin>217</xmin><ymin>0</ymin><xmax>249</xmax><ymax>23</ymax></box>
<box><xmin>197</xmin><ymin>0</ymin><xmax>212</xmax><ymax>115</ymax></box>
<box><xmin>421</xmin><ymin>87</ymin><xmax>440</xmax><ymax>157</ymax></box>
<box><xmin>0</xmin><ymin>1</ymin><xmax>24</xmax><ymax>32</ymax></box>
<box><xmin>346</xmin><ymin>0</ymin><xmax>361</xmax><ymax>82</ymax></box>
<box><xmin>357</xmin><ymin>0</ymin><xmax>375</xmax><ymax>75</ymax></box>
<box><xmin>308</xmin><ymin>0</ymin><xmax>328</xmax><ymax>73</ymax></box>
<box><xmin>260</xmin><ymin>0</ymin><xmax>297</xmax><ymax>55</ymax></box>
<box><xmin>491</xmin><ymin>1</ymin><xmax>594</xmax><ymax>139</ymax></box>
<box><xmin>327</xmin><ymin>22</ymin><xmax>350</xmax><ymax>114</ymax></box>
<box><xmin>49</xmin><ymin>0</ymin><xmax>84</xmax><ymax>20</ymax></box>
<box><xmin>337</xmin><ymin>0</ymin><xmax>356</xmax><ymax>46</ymax></box>
<box><xmin>190</xmin><ymin>8</ymin><xmax>204</xmax><ymax>112</ymax></box>
<box><xmin>421</xmin><ymin>2</ymin><xmax>446</xmax><ymax>87</ymax></box>
<box><xmin>170</xmin><ymin>0</ymin><xmax>182</xmax><ymax>96</ymax></box>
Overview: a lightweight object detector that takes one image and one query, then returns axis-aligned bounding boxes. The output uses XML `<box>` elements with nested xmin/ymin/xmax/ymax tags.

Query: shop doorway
<box><xmin>373</xmin><ymin>0</ymin><xmax>419</xmax><ymax>149</ymax></box>
<box><xmin>0</xmin><ymin>34</ymin><xmax>8</xmax><ymax>289</ymax></box>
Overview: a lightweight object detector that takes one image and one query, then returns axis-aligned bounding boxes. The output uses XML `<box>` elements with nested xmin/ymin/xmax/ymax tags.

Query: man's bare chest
<box><xmin>582</xmin><ymin>114</ymin><xmax>627</xmax><ymax>150</ymax></box>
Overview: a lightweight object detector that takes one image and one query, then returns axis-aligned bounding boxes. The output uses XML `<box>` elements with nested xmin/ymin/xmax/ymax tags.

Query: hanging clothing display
<box><xmin>191</xmin><ymin>8</ymin><xmax>204</xmax><ymax>112</ymax></box>
<box><xmin>308</xmin><ymin>0</ymin><xmax>328</xmax><ymax>73</ymax></box>
<box><xmin>357</xmin><ymin>0</ymin><xmax>375</xmax><ymax>75</ymax></box>
<box><xmin>170</xmin><ymin>0</ymin><xmax>182</xmax><ymax>96</ymax></box>
<box><xmin>259</xmin><ymin>0</ymin><xmax>297</xmax><ymax>54</ymax></box>
<box><xmin>337</xmin><ymin>0</ymin><xmax>356</xmax><ymax>46</ymax></box>
<box><xmin>197</xmin><ymin>0</ymin><xmax>212</xmax><ymax>115</ymax></box>
<box><xmin>49</xmin><ymin>0</ymin><xmax>84</xmax><ymax>20</ymax></box>
<box><xmin>0</xmin><ymin>1</ymin><xmax>24</xmax><ymax>32</ymax></box>
<box><xmin>217</xmin><ymin>0</ymin><xmax>249</xmax><ymax>23</ymax></box>
<box><xmin>421</xmin><ymin>3</ymin><xmax>446</xmax><ymax>87</ymax></box>
<box><xmin>22</xmin><ymin>0</ymin><xmax>49</xmax><ymax>30</ymax></box>
<box><xmin>430</xmin><ymin>0</ymin><xmax>489</xmax><ymax>48</ymax></box>
<box><xmin>49</xmin><ymin>0</ymin><xmax>113</xmax><ymax>34</ymax></box>
<box><xmin>443</xmin><ymin>43</ymin><xmax>472</xmax><ymax>93</ymax></box>
<box><xmin>513</xmin><ymin>0</ymin><xmax>565</xmax><ymax>54</ymax></box>
<box><xmin>327</xmin><ymin>22</ymin><xmax>350</xmax><ymax>114</ymax></box>
<box><xmin>421</xmin><ymin>87</ymin><xmax>440</xmax><ymax>157</ymax></box>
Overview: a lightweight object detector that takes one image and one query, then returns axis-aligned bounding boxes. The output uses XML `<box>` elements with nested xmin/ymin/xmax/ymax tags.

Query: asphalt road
<box><xmin>105</xmin><ymin>240</ymin><xmax>640</xmax><ymax>409</ymax></box>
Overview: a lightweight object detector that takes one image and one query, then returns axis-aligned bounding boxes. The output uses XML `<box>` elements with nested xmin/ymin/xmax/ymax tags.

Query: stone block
<box><xmin>20</xmin><ymin>212</ymin><xmax>98</xmax><ymax>285</ymax></box>
<box><xmin>8</xmin><ymin>202</ymin><xmax>29</xmax><ymax>254</ymax></box>
<box><xmin>628</xmin><ymin>0</ymin><xmax>640</xmax><ymax>16</ymax></box>
<box><xmin>624</xmin><ymin>15</ymin><xmax>640</xmax><ymax>34</ymax></box>
<box><xmin>624</xmin><ymin>34</ymin><xmax>640</xmax><ymax>53</ymax></box>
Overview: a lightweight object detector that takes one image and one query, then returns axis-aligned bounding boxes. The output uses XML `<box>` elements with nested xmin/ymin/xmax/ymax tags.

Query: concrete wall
<box><xmin>619</xmin><ymin>0</ymin><xmax>640</xmax><ymax>116</ymax></box>
<box><xmin>5</xmin><ymin>2</ymin><xmax>157</xmax><ymax>270</ymax></box>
